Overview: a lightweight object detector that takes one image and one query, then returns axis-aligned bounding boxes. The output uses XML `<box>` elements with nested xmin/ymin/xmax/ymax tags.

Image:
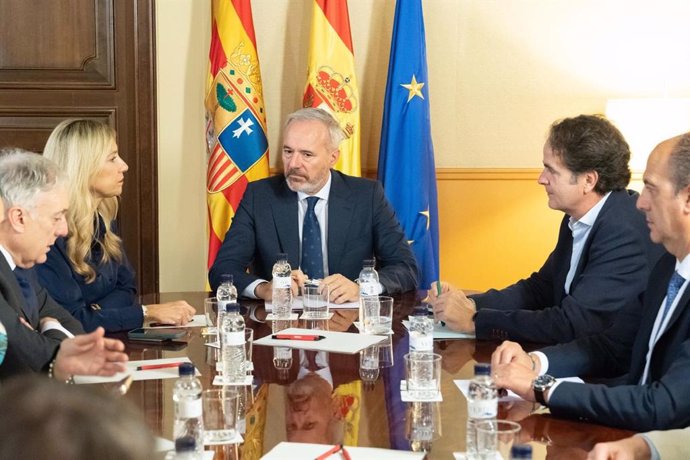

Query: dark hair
<box><xmin>547</xmin><ymin>114</ymin><xmax>631</xmax><ymax>194</ymax></box>
<box><xmin>0</xmin><ymin>376</ymin><xmax>155</xmax><ymax>460</ymax></box>
<box><xmin>668</xmin><ymin>133</ymin><xmax>690</xmax><ymax>193</ymax></box>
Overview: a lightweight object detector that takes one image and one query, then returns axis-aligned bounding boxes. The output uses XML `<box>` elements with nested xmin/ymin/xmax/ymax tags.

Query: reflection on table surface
<box><xmin>110</xmin><ymin>291</ymin><xmax>633</xmax><ymax>460</ymax></box>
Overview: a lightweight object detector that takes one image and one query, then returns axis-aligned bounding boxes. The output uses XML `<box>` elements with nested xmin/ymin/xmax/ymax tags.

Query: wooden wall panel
<box><xmin>0</xmin><ymin>0</ymin><xmax>159</xmax><ymax>295</ymax></box>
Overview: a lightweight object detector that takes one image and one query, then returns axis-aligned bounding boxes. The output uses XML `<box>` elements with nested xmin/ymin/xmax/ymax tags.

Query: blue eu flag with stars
<box><xmin>377</xmin><ymin>0</ymin><xmax>440</xmax><ymax>290</ymax></box>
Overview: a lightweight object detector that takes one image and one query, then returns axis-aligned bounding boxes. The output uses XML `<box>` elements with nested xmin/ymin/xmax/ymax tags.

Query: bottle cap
<box><xmin>276</xmin><ymin>252</ymin><xmax>288</xmax><ymax>261</ymax></box>
<box><xmin>474</xmin><ymin>362</ymin><xmax>491</xmax><ymax>376</ymax></box>
<box><xmin>220</xmin><ymin>273</ymin><xmax>233</xmax><ymax>284</ymax></box>
<box><xmin>362</xmin><ymin>259</ymin><xmax>375</xmax><ymax>267</ymax></box>
<box><xmin>511</xmin><ymin>444</ymin><xmax>532</xmax><ymax>458</ymax></box>
<box><xmin>178</xmin><ymin>362</ymin><xmax>195</xmax><ymax>376</ymax></box>
<box><xmin>225</xmin><ymin>302</ymin><xmax>241</xmax><ymax>313</ymax></box>
<box><xmin>174</xmin><ymin>436</ymin><xmax>196</xmax><ymax>452</ymax></box>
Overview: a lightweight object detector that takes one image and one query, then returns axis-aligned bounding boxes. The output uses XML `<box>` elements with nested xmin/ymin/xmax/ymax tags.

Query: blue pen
<box><xmin>436</xmin><ymin>280</ymin><xmax>446</xmax><ymax>327</ymax></box>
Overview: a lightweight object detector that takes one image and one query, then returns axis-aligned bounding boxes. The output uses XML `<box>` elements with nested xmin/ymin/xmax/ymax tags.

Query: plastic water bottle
<box><xmin>216</xmin><ymin>273</ymin><xmax>237</xmax><ymax>326</ymax></box>
<box><xmin>466</xmin><ymin>363</ymin><xmax>497</xmax><ymax>458</ymax></box>
<box><xmin>359</xmin><ymin>259</ymin><xmax>379</xmax><ymax>331</ymax></box>
<box><xmin>219</xmin><ymin>302</ymin><xmax>246</xmax><ymax>384</ymax></box>
<box><xmin>272</xmin><ymin>253</ymin><xmax>292</xmax><ymax>318</ymax></box>
<box><xmin>172</xmin><ymin>363</ymin><xmax>204</xmax><ymax>453</ymax></box>
<box><xmin>358</xmin><ymin>259</ymin><xmax>379</xmax><ymax>297</ymax></box>
<box><xmin>409</xmin><ymin>305</ymin><xmax>434</xmax><ymax>354</ymax></box>
<box><xmin>511</xmin><ymin>444</ymin><xmax>533</xmax><ymax>460</ymax></box>
<box><xmin>164</xmin><ymin>436</ymin><xmax>202</xmax><ymax>460</ymax></box>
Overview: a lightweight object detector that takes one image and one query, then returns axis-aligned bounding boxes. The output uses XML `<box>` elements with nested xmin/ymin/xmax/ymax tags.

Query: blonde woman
<box><xmin>38</xmin><ymin>119</ymin><xmax>195</xmax><ymax>332</ymax></box>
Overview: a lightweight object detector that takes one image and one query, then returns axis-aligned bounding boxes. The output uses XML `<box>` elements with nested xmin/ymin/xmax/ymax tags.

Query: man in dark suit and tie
<box><xmin>209</xmin><ymin>108</ymin><xmax>418</xmax><ymax>303</ymax></box>
<box><xmin>0</xmin><ymin>150</ymin><xmax>86</xmax><ymax>378</ymax></box>
<box><xmin>491</xmin><ymin>132</ymin><xmax>690</xmax><ymax>432</ymax></box>
<box><xmin>430</xmin><ymin>115</ymin><xmax>662</xmax><ymax>343</ymax></box>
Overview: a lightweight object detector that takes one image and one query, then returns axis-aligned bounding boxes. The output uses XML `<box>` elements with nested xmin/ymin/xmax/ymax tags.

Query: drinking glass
<box><xmin>303</xmin><ymin>282</ymin><xmax>329</xmax><ymax>319</ymax></box>
<box><xmin>202</xmin><ymin>388</ymin><xmax>239</xmax><ymax>444</ymax></box>
<box><xmin>404</xmin><ymin>352</ymin><xmax>441</xmax><ymax>400</ymax></box>
<box><xmin>362</xmin><ymin>296</ymin><xmax>393</xmax><ymax>334</ymax></box>
<box><xmin>476</xmin><ymin>420</ymin><xmax>521</xmax><ymax>460</ymax></box>
<box><xmin>203</xmin><ymin>297</ymin><xmax>220</xmax><ymax>335</ymax></box>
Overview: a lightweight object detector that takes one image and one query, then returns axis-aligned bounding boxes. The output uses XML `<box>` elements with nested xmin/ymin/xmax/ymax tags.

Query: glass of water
<box><xmin>303</xmin><ymin>281</ymin><xmax>329</xmax><ymax>319</ymax></box>
<box><xmin>202</xmin><ymin>388</ymin><xmax>239</xmax><ymax>445</ymax></box>
<box><xmin>203</xmin><ymin>297</ymin><xmax>220</xmax><ymax>335</ymax></box>
<box><xmin>362</xmin><ymin>296</ymin><xmax>393</xmax><ymax>334</ymax></box>
<box><xmin>476</xmin><ymin>420</ymin><xmax>521</xmax><ymax>460</ymax></box>
<box><xmin>404</xmin><ymin>352</ymin><xmax>441</xmax><ymax>400</ymax></box>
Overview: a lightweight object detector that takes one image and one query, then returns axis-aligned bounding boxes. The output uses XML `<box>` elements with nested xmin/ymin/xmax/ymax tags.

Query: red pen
<box><xmin>272</xmin><ymin>334</ymin><xmax>325</xmax><ymax>341</ymax></box>
<box><xmin>340</xmin><ymin>446</ymin><xmax>352</xmax><ymax>460</ymax></box>
<box><xmin>315</xmin><ymin>444</ymin><xmax>342</xmax><ymax>460</ymax></box>
<box><xmin>136</xmin><ymin>362</ymin><xmax>186</xmax><ymax>371</ymax></box>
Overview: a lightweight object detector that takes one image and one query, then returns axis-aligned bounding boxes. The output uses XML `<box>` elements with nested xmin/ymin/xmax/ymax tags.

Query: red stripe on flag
<box><xmin>209</xmin><ymin>19</ymin><xmax>228</xmax><ymax>78</ymax></box>
<box><xmin>225</xmin><ymin>174</ymin><xmax>248</xmax><ymax>211</ymax></box>
<box><xmin>316</xmin><ymin>0</ymin><xmax>354</xmax><ymax>53</ymax></box>
<box><xmin>231</xmin><ymin>0</ymin><xmax>257</xmax><ymax>48</ymax></box>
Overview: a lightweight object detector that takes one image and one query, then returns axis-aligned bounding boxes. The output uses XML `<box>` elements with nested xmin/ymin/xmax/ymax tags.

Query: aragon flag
<box><xmin>377</xmin><ymin>0</ymin><xmax>440</xmax><ymax>290</ymax></box>
<box><xmin>205</xmin><ymin>0</ymin><xmax>269</xmax><ymax>269</ymax></box>
<box><xmin>303</xmin><ymin>0</ymin><xmax>361</xmax><ymax>177</ymax></box>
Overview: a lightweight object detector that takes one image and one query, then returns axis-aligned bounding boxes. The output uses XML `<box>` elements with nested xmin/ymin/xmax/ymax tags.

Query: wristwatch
<box><xmin>532</xmin><ymin>374</ymin><xmax>556</xmax><ymax>405</ymax></box>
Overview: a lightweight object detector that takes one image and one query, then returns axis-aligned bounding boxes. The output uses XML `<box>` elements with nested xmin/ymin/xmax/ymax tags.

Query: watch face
<box><xmin>534</xmin><ymin>374</ymin><xmax>556</xmax><ymax>390</ymax></box>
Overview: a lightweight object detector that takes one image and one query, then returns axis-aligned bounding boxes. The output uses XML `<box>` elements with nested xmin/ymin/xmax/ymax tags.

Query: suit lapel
<box><xmin>326</xmin><ymin>171</ymin><xmax>354</xmax><ymax>275</ymax></box>
<box><xmin>554</xmin><ymin>217</ymin><xmax>572</xmax><ymax>303</ymax></box>
<box><xmin>0</xmin><ymin>255</ymin><xmax>30</xmax><ymax>321</ymax></box>
<box><xmin>271</xmin><ymin>179</ymin><xmax>300</xmax><ymax>268</ymax></box>
<box><xmin>629</xmin><ymin>255</ymin><xmax>674</xmax><ymax>382</ymax></box>
<box><xmin>568</xmin><ymin>191</ymin><xmax>621</xmax><ymax>292</ymax></box>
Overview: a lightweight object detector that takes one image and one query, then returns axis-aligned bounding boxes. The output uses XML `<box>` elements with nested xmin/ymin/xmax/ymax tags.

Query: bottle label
<box><xmin>467</xmin><ymin>399</ymin><xmax>498</xmax><ymax>419</ymax></box>
<box><xmin>178</xmin><ymin>397</ymin><xmax>202</xmax><ymax>418</ymax></box>
<box><xmin>274</xmin><ymin>275</ymin><xmax>291</xmax><ymax>289</ymax></box>
<box><xmin>223</xmin><ymin>331</ymin><xmax>244</xmax><ymax>346</ymax></box>
<box><xmin>360</xmin><ymin>282</ymin><xmax>377</xmax><ymax>297</ymax></box>
<box><xmin>410</xmin><ymin>333</ymin><xmax>433</xmax><ymax>352</ymax></box>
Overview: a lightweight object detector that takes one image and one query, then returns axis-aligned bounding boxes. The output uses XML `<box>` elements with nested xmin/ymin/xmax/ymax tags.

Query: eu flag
<box><xmin>377</xmin><ymin>0</ymin><xmax>439</xmax><ymax>290</ymax></box>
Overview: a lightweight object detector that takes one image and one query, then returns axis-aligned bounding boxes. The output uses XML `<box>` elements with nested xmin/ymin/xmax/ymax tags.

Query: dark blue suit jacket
<box><xmin>543</xmin><ymin>252</ymin><xmax>690</xmax><ymax>431</ymax></box>
<box><xmin>472</xmin><ymin>190</ymin><xmax>663</xmax><ymax>343</ymax></box>
<box><xmin>209</xmin><ymin>171</ymin><xmax>419</xmax><ymax>295</ymax></box>
<box><xmin>36</xmin><ymin>218</ymin><xmax>142</xmax><ymax>333</ymax></box>
<box><xmin>0</xmin><ymin>256</ymin><xmax>84</xmax><ymax>379</ymax></box>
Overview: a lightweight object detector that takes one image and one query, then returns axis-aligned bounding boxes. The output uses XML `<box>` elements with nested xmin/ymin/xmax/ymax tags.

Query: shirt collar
<box><xmin>568</xmin><ymin>191</ymin><xmax>611</xmax><ymax>231</ymax></box>
<box><xmin>0</xmin><ymin>245</ymin><xmax>16</xmax><ymax>271</ymax></box>
<box><xmin>675</xmin><ymin>253</ymin><xmax>690</xmax><ymax>280</ymax></box>
<box><xmin>297</xmin><ymin>171</ymin><xmax>332</xmax><ymax>203</ymax></box>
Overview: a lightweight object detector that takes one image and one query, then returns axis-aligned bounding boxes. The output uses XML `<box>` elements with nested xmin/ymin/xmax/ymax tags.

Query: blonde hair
<box><xmin>43</xmin><ymin>119</ymin><xmax>123</xmax><ymax>282</ymax></box>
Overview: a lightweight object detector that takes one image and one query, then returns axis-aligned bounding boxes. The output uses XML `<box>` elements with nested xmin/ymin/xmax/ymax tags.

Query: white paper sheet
<box><xmin>253</xmin><ymin>327</ymin><xmax>385</xmax><ymax>354</ymax></box>
<box><xmin>455</xmin><ymin>376</ymin><xmax>584</xmax><ymax>402</ymax></box>
<box><xmin>74</xmin><ymin>357</ymin><xmax>199</xmax><ymax>384</ymax></box>
<box><xmin>265</xmin><ymin>296</ymin><xmax>360</xmax><ymax>312</ymax></box>
<box><xmin>142</xmin><ymin>314</ymin><xmax>208</xmax><ymax>328</ymax></box>
<box><xmin>403</xmin><ymin>320</ymin><xmax>475</xmax><ymax>339</ymax></box>
<box><xmin>261</xmin><ymin>442</ymin><xmax>426</xmax><ymax>459</ymax></box>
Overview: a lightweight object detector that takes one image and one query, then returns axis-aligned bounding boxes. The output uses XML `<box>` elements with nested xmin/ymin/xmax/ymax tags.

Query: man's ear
<box><xmin>329</xmin><ymin>148</ymin><xmax>340</xmax><ymax>168</ymax></box>
<box><xmin>681</xmin><ymin>184</ymin><xmax>690</xmax><ymax>214</ymax></box>
<box><xmin>583</xmin><ymin>170</ymin><xmax>599</xmax><ymax>194</ymax></box>
<box><xmin>5</xmin><ymin>206</ymin><xmax>27</xmax><ymax>233</ymax></box>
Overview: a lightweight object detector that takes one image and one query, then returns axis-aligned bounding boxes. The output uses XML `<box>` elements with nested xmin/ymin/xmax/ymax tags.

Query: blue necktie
<box><xmin>660</xmin><ymin>271</ymin><xmax>685</xmax><ymax>328</ymax></box>
<box><xmin>301</xmin><ymin>196</ymin><xmax>324</xmax><ymax>279</ymax></box>
<box><xmin>14</xmin><ymin>268</ymin><xmax>39</xmax><ymax>326</ymax></box>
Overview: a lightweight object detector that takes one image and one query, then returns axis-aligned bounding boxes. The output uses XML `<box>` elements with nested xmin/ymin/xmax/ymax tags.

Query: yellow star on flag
<box><xmin>419</xmin><ymin>209</ymin><xmax>430</xmax><ymax>230</ymax></box>
<box><xmin>401</xmin><ymin>75</ymin><xmax>425</xmax><ymax>102</ymax></box>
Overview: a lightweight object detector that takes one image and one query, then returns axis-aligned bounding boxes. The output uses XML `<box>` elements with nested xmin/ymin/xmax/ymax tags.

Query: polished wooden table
<box><xmin>116</xmin><ymin>291</ymin><xmax>634</xmax><ymax>459</ymax></box>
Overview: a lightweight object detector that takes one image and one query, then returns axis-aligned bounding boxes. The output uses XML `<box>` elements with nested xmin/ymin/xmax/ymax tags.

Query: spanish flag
<box><xmin>205</xmin><ymin>0</ymin><xmax>270</xmax><ymax>269</ymax></box>
<box><xmin>303</xmin><ymin>0</ymin><xmax>361</xmax><ymax>177</ymax></box>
